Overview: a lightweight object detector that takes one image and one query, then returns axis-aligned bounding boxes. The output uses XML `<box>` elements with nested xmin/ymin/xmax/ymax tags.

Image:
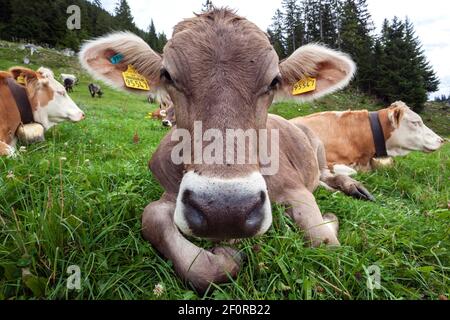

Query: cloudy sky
<box><xmin>99</xmin><ymin>0</ymin><xmax>450</xmax><ymax>98</ymax></box>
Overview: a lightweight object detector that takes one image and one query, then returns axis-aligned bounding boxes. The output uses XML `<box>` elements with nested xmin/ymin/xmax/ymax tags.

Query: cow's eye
<box><xmin>267</xmin><ymin>76</ymin><xmax>281</xmax><ymax>93</ymax></box>
<box><xmin>161</xmin><ymin>69</ymin><xmax>173</xmax><ymax>83</ymax></box>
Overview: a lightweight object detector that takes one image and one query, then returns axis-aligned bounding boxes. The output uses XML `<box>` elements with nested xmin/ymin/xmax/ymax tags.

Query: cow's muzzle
<box><xmin>174</xmin><ymin>171</ymin><xmax>272</xmax><ymax>240</ymax></box>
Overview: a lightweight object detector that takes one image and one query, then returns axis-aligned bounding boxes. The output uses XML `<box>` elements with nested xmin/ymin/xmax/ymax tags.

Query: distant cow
<box><xmin>64</xmin><ymin>78</ymin><xmax>74</xmax><ymax>92</ymax></box>
<box><xmin>290</xmin><ymin>101</ymin><xmax>445</xmax><ymax>175</ymax></box>
<box><xmin>0</xmin><ymin>67</ymin><xmax>85</xmax><ymax>157</ymax></box>
<box><xmin>61</xmin><ymin>73</ymin><xmax>78</xmax><ymax>85</ymax></box>
<box><xmin>88</xmin><ymin>83</ymin><xmax>103</xmax><ymax>98</ymax></box>
<box><xmin>162</xmin><ymin>106</ymin><xmax>176</xmax><ymax>128</ymax></box>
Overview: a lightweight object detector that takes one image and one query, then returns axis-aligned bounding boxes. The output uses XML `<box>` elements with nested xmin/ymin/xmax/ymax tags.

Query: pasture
<box><xmin>0</xmin><ymin>41</ymin><xmax>449</xmax><ymax>300</ymax></box>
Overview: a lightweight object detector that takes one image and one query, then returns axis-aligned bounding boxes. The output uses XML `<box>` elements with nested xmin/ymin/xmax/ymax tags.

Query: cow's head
<box><xmin>10</xmin><ymin>67</ymin><xmax>85</xmax><ymax>130</ymax></box>
<box><xmin>80</xmin><ymin>9</ymin><xmax>355</xmax><ymax>240</ymax></box>
<box><xmin>383</xmin><ymin>101</ymin><xmax>444</xmax><ymax>156</ymax></box>
<box><xmin>162</xmin><ymin>106</ymin><xmax>176</xmax><ymax>128</ymax></box>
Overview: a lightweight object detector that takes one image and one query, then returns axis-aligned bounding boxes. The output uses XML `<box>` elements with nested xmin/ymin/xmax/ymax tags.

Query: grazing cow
<box><xmin>0</xmin><ymin>67</ymin><xmax>85</xmax><ymax>157</ymax></box>
<box><xmin>64</xmin><ymin>78</ymin><xmax>74</xmax><ymax>93</ymax></box>
<box><xmin>60</xmin><ymin>73</ymin><xmax>78</xmax><ymax>85</ymax></box>
<box><xmin>80</xmin><ymin>9</ymin><xmax>373</xmax><ymax>291</ymax></box>
<box><xmin>88</xmin><ymin>83</ymin><xmax>103</xmax><ymax>98</ymax></box>
<box><xmin>162</xmin><ymin>105</ymin><xmax>176</xmax><ymax>127</ymax></box>
<box><xmin>290</xmin><ymin>101</ymin><xmax>445</xmax><ymax>175</ymax></box>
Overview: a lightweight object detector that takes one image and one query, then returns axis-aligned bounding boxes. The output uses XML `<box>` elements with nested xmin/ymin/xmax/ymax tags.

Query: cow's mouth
<box><xmin>423</xmin><ymin>147</ymin><xmax>438</xmax><ymax>153</ymax></box>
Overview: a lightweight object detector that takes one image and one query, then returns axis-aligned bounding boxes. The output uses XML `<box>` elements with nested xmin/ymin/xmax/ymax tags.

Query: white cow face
<box><xmin>11</xmin><ymin>67</ymin><xmax>85</xmax><ymax>130</ymax></box>
<box><xmin>35</xmin><ymin>68</ymin><xmax>85</xmax><ymax>129</ymax></box>
<box><xmin>386</xmin><ymin>102</ymin><xmax>444</xmax><ymax>156</ymax></box>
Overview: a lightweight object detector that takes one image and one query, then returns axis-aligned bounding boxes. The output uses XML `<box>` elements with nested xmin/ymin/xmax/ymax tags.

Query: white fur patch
<box><xmin>333</xmin><ymin>164</ymin><xmax>357</xmax><ymax>176</ymax></box>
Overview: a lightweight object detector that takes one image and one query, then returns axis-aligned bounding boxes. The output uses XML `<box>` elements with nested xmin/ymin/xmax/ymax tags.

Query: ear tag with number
<box><xmin>292</xmin><ymin>77</ymin><xmax>316</xmax><ymax>95</ymax></box>
<box><xmin>122</xmin><ymin>65</ymin><xmax>150</xmax><ymax>91</ymax></box>
<box><xmin>110</xmin><ymin>53</ymin><xmax>124</xmax><ymax>65</ymax></box>
<box><xmin>17</xmin><ymin>75</ymin><xmax>26</xmax><ymax>85</ymax></box>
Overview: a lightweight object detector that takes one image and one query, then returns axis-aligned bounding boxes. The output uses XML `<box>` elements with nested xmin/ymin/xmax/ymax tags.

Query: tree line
<box><xmin>268</xmin><ymin>0</ymin><xmax>440</xmax><ymax>111</ymax></box>
<box><xmin>0</xmin><ymin>0</ymin><xmax>168</xmax><ymax>53</ymax></box>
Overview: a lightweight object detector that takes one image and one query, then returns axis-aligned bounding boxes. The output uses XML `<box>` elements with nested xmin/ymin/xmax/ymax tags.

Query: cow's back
<box><xmin>290</xmin><ymin>111</ymin><xmax>375</xmax><ymax>167</ymax></box>
<box><xmin>0</xmin><ymin>72</ymin><xmax>21</xmax><ymax>145</ymax></box>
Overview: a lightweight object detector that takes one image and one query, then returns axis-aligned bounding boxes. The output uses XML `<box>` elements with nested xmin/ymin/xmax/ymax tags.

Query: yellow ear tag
<box><xmin>17</xmin><ymin>75</ymin><xmax>26</xmax><ymax>85</ymax></box>
<box><xmin>122</xmin><ymin>65</ymin><xmax>150</xmax><ymax>91</ymax></box>
<box><xmin>292</xmin><ymin>77</ymin><xmax>316</xmax><ymax>95</ymax></box>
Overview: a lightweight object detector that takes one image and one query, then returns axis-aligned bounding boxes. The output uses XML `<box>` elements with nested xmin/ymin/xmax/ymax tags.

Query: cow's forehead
<box><xmin>402</xmin><ymin>108</ymin><xmax>422</xmax><ymax>122</ymax></box>
<box><xmin>166</xmin><ymin>10</ymin><xmax>273</xmax><ymax>68</ymax></box>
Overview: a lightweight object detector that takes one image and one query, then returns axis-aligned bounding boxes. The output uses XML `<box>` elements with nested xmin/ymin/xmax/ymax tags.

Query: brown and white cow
<box><xmin>80</xmin><ymin>9</ymin><xmax>373</xmax><ymax>291</ymax></box>
<box><xmin>0</xmin><ymin>67</ymin><xmax>85</xmax><ymax>157</ymax></box>
<box><xmin>290</xmin><ymin>101</ymin><xmax>445</xmax><ymax>175</ymax></box>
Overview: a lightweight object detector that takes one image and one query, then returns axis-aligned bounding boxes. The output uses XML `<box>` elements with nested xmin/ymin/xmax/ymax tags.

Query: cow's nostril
<box><xmin>245</xmin><ymin>191</ymin><xmax>266</xmax><ymax>231</ymax></box>
<box><xmin>182</xmin><ymin>190</ymin><xmax>208</xmax><ymax>231</ymax></box>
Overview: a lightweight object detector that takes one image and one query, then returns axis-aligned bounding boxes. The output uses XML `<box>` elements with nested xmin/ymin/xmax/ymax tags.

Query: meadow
<box><xmin>0</xmin><ymin>41</ymin><xmax>448</xmax><ymax>300</ymax></box>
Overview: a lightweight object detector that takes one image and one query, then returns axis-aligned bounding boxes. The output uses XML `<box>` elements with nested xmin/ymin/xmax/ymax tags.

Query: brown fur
<box><xmin>80</xmin><ymin>8</ymin><xmax>368</xmax><ymax>293</ymax></box>
<box><xmin>290</xmin><ymin>105</ymin><xmax>403</xmax><ymax>170</ymax></box>
<box><xmin>0</xmin><ymin>67</ymin><xmax>55</xmax><ymax>155</ymax></box>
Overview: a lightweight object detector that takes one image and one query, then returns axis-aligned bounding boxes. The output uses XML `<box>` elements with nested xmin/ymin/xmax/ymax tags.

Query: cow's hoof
<box><xmin>210</xmin><ymin>246</ymin><xmax>246</xmax><ymax>265</ymax></box>
<box><xmin>347</xmin><ymin>181</ymin><xmax>375</xmax><ymax>202</ymax></box>
<box><xmin>188</xmin><ymin>247</ymin><xmax>243</xmax><ymax>294</ymax></box>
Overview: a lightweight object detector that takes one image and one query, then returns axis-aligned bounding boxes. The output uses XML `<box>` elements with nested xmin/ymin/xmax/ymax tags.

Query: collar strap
<box><xmin>369</xmin><ymin>111</ymin><xmax>388</xmax><ymax>158</ymax></box>
<box><xmin>6</xmin><ymin>77</ymin><xmax>34</xmax><ymax>125</ymax></box>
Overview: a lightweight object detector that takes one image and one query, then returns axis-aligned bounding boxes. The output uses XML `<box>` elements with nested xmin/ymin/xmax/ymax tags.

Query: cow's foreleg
<box><xmin>142</xmin><ymin>193</ymin><xmax>243</xmax><ymax>293</ymax></box>
<box><xmin>316</xmin><ymin>139</ymin><xmax>374</xmax><ymax>201</ymax></box>
<box><xmin>284</xmin><ymin>189</ymin><xmax>340</xmax><ymax>247</ymax></box>
<box><xmin>320</xmin><ymin>169</ymin><xmax>375</xmax><ymax>201</ymax></box>
<box><xmin>0</xmin><ymin>141</ymin><xmax>15</xmax><ymax>157</ymax></box>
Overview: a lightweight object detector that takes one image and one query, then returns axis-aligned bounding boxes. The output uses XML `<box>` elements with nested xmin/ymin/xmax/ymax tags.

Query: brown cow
<box><xmin>0</xmin><ymin>67</ymin><xmax>85</xmax><ymax>157</ymax></box>
<box><xmin>80</xmin><ymin>9</ymin><xmax>373</xmax><ymax>291</ymax></box>
<box><xmin>290</xmin><ymin>101</ymin><xmax>445</xmax><ymax>175</ymax></box>
<box><xmin>161</xmin><ymin>105</ymin><xmax>176</xmax><ymax>127</ymax></box>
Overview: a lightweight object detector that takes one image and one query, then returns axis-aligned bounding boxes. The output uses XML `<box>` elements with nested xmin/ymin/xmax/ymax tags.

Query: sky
<box><xmin>99</xmin><ymin>0</ymin><xmax>450</xmax><ymax>99</ymax></box>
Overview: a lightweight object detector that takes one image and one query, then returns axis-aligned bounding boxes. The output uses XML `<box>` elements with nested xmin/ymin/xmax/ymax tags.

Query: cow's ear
<box><xmin>388</xmin><ymin>102</ymin><xmax>407</xmax><ymax>128</ymax></box>
<box><xmin>79</xmin><ymin>32</ymin><xmax>163</xmax><ymax>93</ymax></box>
<box><xmin>9</xmin><ymin>67</ymin><xmax>38</xmax><ymax>82</ymax></box>
<box><xmin>275</xmin><ymin>44</ymin><xmax>356</xmax><ymax>103</ymax></box>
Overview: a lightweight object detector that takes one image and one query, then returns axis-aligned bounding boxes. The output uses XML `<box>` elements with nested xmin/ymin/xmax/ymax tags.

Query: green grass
<box><xmin>0</xmin><ymin>41</ymin><xmax>449</xmax><ymax>300</ymax></box>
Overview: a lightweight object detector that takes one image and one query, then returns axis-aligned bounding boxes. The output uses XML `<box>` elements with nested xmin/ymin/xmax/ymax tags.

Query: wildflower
<box><xmin>153</xmin><ymin>283</ymin><xmax>164</xmax><ymax>297</ymax></box>
<box><xmin>6</xmin><ymin>171</ymin><xmax>14</xmax><ymax>179</ymax></box>
<box><xmin>258</xmin><ymin>262</ymin><xmax>269</xmax><ymax>271</ymax></box>
<box><xmin>19</xmin><ymin>146</ymin><xmax>27</xmax><ymax>152</ymax></box>
<box><xmin>60</xmin><ymin>157</ymin><xmax>67</xmax><ymax>161</ymax></box>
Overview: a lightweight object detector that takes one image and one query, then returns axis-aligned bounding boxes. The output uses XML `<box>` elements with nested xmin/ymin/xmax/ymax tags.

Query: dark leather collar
<box><xmin>369</xmin><ymin>111</ymin><xmax>388</xmax><ymax>158</ymax></box>
<box><xmin>6</xmin><ymin>77</ymin><xmax>34</xmax><ymax>125</ymax></box>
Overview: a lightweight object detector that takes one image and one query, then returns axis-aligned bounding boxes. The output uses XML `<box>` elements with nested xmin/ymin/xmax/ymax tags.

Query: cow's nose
<box><xmin>80</xmin><ymin>112</ymin><xmax>86</xmax><ymax>120</ymax></box>
<box><xmin>180</xmin><ymin>188</ymin><xmax>267</xmax><ymax>239</ymax></box>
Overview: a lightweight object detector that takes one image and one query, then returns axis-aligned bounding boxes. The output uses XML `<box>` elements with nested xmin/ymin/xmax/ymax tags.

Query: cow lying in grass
<box><xmin>290</xmin><ymin>101</ymin><xmax>445</xmax><ymax>175</ymax></box>
<box><xmin>80</xmin><ymin>8</ymin><xmax>374</xmax><ymax>292</ymax></box>
<box><xmin>0</xmin><ymin>67</ymin><xmax>85</xmax><ymax>157</ymax></box>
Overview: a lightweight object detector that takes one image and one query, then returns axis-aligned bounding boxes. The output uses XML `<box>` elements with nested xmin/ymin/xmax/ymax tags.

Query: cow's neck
<box><xmin>376</xmin><ymin>109</ymin><xmax>397</xmax><ymax>156</ymax></box>
<box><xmin>6</xmin><ymin>78</ymin><xmax>34</xmax><ymax>125</ymax></box>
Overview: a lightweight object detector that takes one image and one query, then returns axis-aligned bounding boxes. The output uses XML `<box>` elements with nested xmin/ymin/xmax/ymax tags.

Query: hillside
<box><xmin>0</xmin><ymin>41</ymin><xmax>449</xmax><ymax>300</ymax></box>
